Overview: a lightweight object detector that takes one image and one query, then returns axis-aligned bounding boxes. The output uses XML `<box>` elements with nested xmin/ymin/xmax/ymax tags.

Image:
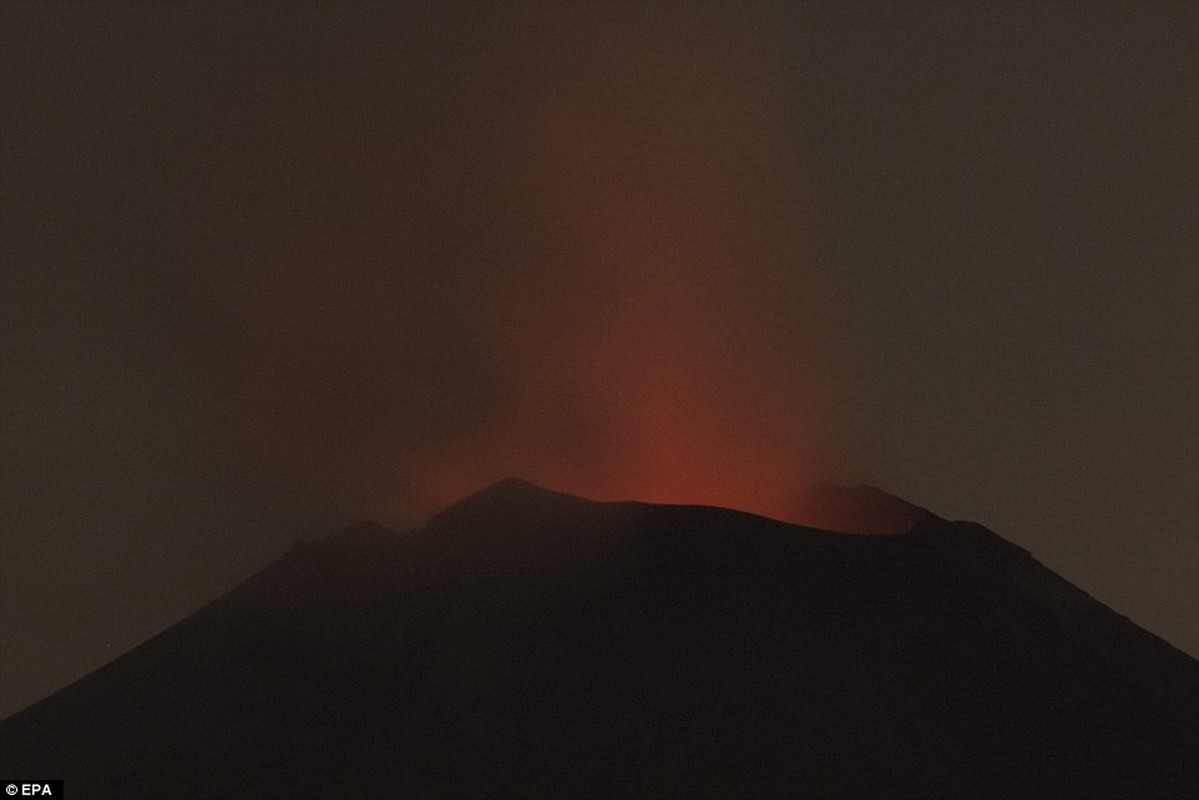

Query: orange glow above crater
<box><xmin>212</xmin><ymin>6</ymin><xmax>858</xmax><ymax>532</ymax></box>
<box><xmin>411</xmin><ymin>9</ymin><xmax>848</xmax><ymax>525</ymax></box>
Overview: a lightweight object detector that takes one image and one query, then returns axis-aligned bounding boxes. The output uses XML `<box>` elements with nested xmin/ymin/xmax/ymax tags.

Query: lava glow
<box><xmin>216</xmin><ymin>5</ymin><xmax>857</xmax><ymax>530</ymax></box>
<box><xmin>410</xmin><ymin>9</ymin><xmax>847</xmax><ymax>524</ymax></box>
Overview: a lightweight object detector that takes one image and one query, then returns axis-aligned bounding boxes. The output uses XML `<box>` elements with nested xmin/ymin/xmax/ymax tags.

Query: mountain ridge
<box><xmin>2</xmin><ymin>480</ymin><xmax>1196</xmax><ymax>798</ymax></box>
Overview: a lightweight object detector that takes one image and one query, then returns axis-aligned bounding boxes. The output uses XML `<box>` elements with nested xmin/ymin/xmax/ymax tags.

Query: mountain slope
<box><xmin>2</xmin><ymin>479</ymin><xmax>1196</xmax><ymax>798</ymax></box>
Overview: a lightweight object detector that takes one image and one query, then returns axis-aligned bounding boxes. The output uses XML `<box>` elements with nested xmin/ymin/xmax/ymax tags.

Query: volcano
<box><xmin>2</xmin><ymin>479</ymin><xmax>1196</xmax><ymax>798</ymax></box>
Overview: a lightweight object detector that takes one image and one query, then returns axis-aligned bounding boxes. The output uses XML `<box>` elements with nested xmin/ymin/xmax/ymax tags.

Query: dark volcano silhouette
<box><xmin>2</xmin><ymin>479</ymin><xmax>1196</xmax><ymax>798</ymax></box>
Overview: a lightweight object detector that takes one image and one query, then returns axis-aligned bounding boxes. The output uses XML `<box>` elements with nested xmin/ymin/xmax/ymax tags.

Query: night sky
<box><xmin>2</xmin><ymin>2</ymin><xmax>1196</xmax><ymax>719</ymax></box>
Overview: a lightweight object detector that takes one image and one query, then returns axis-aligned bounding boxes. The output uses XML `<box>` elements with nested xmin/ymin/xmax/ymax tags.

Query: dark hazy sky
<box><xmin>2</xmin><ymin>1</ymin><xmax>1196</xmax><ymax>719</ymax></box>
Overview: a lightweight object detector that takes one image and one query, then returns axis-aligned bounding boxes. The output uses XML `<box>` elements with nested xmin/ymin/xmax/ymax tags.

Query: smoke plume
<box><xmin>209</xmin><ymin>4</ymin><xmax>848</xmax><ymax>527</ymax></box>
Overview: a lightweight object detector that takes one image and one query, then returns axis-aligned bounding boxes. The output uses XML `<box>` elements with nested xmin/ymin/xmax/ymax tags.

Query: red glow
<box><xmin>213</xmin><ymin>7</ymin><xmax>888</xmax><ymax>533</ymax></box>
<box><xmin>410</xmin><ymin>11</ymin><xmax>850</xmax><ymax>527</ymax></box>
